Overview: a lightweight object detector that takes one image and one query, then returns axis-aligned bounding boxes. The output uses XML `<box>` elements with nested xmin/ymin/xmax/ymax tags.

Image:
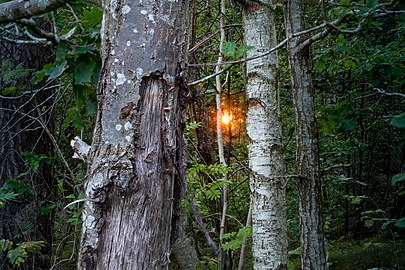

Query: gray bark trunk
<box><xmin>243</xmin><ymin>1</ymin><xmax>288</xmax><ymax>269</ymax></box>
<box><xmin>283</xmin><ymin>0</ymin><xmax>328</xmax><ymax>269</ymax></box>
<box><xmin>78</xmin><ymin>0</ymin><xmax>189</xmax><ymax>269</ymax></box>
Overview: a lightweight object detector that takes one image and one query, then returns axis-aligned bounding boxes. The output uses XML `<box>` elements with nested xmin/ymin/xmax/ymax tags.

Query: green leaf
<box><xmin>222</xmin><ymin>239</ymin><xmax>242</xmax><ymax>251</ymax></box>
<box><xmin>56</xmin><ymin>42</ymin><xmax>68</xmax><ymax>60</ymax></box>
<box><xmin>222</xmin><ymin>42</ymin><xmax>237</xmax><ymax>57</ymax></box>
<box><xmin>2</xmin><ymin>86</ymin><xmax>16</xmax><ymax>95</ymax></box>
<box><xmin>0</xmin><ymin>190</ymin><xmax>18</xmax><ymax>203</ymax></box>
<box><xmin>60</xmin><ymin>27</ymin><xmax>76</xmax><ymax>40</ymax></box>
<box><xmin>7</xmin><ymin>247</ymin><xmax>27</xmax><ymax>266</ymax></box>
<box><xmin>81</xmin><ymin>7</ymin><xmax>103</xmax><ymax>27</ymax></box>
<box><xmin>288</xmin><ymin>247</ymin><xmax>302</xmax><ymax>256</ymax></box>
<box><xmin>74</xmin><ymin>59</ymin><xmax>96</xmax><ymax>84</ymax></box>
<box><xmin>367</xmin><ymin>0</ymin><xmax>378</xmax><ymax>8</ymax></box>
<box><xmin>64</xmin><ymin>107</ymin><xmax>83</xmax><ymax>129</ymax></box>
<box><xmin>392</xmin><ymin>173</ymin><xmax>405</xmax><ymax>185</ymax></box>
<box><xmin>45</xmin><ymin>60</ymin><xmax>67</xmax><ymax>81</ymax></box>
<box><xmin>0</xmin><ymin>239</ymin><xmax>13</xmax><ymax>251</ymax></box>
<box><xmin>75</xmin><ymin>45</ymin><xmax>96</xmax><ymax>55</ymax></box>
<box><xmin>314</xmin><ymin>59</ymin><xmax>326</xmax><ymax>73</ymax></box>
<box><xmin>394</xmin><ymin>217</ymin><xmax>405</xmax><ymax>228</ymax></box>
<box><xmin>390</xmin><ymin>113</ymin><xmax>405</xmax><ymax>128</ymax></box>
<box><xmin>35</xmin><ymin>69</ymin><xmax>46</xmax><ymax>83</ymax></box>
<box><xmin>234</xmin><ymin>45</ymin><xmax>254</xmax><ymax>58</ymax></box>
<box><xmin>18</xmin><ymin>240</ymin><xmax>45</xmax><ymax>251</ymax></box>
<box><xmin>84</xmin><ymin>96</ymin><xmax>97</xmax><ymax>116</ymax></box>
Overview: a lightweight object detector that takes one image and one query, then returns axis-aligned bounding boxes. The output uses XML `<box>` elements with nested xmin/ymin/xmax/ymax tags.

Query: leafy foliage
<box><xmin>222</xmin><ymin>226</ymin><xmax>251</xmax><ymax>251</ymax></box>
<box><xmin>0</xmin><ymin>240</ymin><xmax>45</xmax><ymax>267</ymax></box>
<box><xmin>222</xmin><ymin>41</ymin><xmax>254</xmax><ymax>59</ymax></box>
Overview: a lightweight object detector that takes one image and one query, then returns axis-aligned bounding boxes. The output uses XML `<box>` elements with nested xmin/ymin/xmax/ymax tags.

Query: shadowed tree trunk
<box><xmin>284</xmin><ymin>0</ymin><xmax>328</xmax><ymax>269</ymax></box>
<box><xmin>77</xmin><ymin>0</ymin><xmax>189</xmax><ymax>269</ymax></box>
<box><xmin>0</xmin><ymin>41</ymin><xmax>54</xmax><ymax>269</ymax></box>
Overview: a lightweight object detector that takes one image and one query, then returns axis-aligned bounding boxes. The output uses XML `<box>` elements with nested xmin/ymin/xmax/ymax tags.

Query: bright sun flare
<box><xmin>221</xmin><ymin>111</ymin><xmax>233</xmax><ymax>125</ymax></box>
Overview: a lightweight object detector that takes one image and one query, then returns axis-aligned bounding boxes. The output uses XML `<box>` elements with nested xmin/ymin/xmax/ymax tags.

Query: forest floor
<box><xmin>288</xmin><ymin>236</ymin><xmax>405</xmax><ymax>270</ymax></box>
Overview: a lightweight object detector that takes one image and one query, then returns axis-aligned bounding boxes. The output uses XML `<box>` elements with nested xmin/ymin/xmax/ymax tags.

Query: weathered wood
<box><xmin>78</xmin><ymin>0</ymin><xmax>189</xmax><ymax>269</ymax></box>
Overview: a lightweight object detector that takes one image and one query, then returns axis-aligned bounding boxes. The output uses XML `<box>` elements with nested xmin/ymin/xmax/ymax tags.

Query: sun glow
<box><xmin>221</xmin><ymin>110</ymin><xmax>233</xmax><ymax>125</ymax></box>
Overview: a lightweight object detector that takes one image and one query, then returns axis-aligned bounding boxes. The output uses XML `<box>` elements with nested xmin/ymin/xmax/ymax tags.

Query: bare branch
<box><xmin>19</xmin><ymin>18</ymin><xmax>61</xmax><ymax>44</ymax></box>
<box><xmin>0</xmin><ymin>0</ymin><xmax>68</xmax><ymax>23</ymax></box>
<box><xmin>301</xmin><ymin>9</ymin><xmax>405</xmax><ymax>48</ymax></box>
<box><xmin>0</xmin><ymin>35</ymin><xmax>51</xmax><ymax>44</ymax></box>
<box><xmin>187</xmin><ymin>24</ymin><xmax>327</xmax><ymax>86</ymax></box>
<box><xmin>373</xmin><ymin>87</ymin><xmax>405</xmax><ymax>98</ymax></box>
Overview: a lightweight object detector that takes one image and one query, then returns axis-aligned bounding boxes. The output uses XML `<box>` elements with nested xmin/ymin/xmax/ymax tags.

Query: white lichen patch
<box><xmin>84</xmin><ymin>214</ymin><xmax>95</xmax><ymax>227</ymax></box>
<box><xmin>136</xmin><ymin>68</ymin><xmax>144</xmax><ymax>77</ymax></box>
<box><xmin>125</xmin><ymin>135</ymin><xmax>131</xmax><ymax>142</ymax></box>
<box><xmin>133</xmin><ymin>28</ymin><xmax>139</xmax><ymax>33</ymax></box>
<box><xmin>124</xmin><ymin>121</ymin><xmax>132</xmax><ymax>130</ymax></box>
<box><xmin>114</xmin><ymin>58</ymin><xmax>119</xmax><ymax>63</ymax></box>
<box><xmin>122</xmin><ymin>4</ymin><xmax>131</xmax><ymax>14</ymax></box>
<box><xmin>148</xmin><ymin>14</ymin><xmax>155</xmax><ymax>23</ymax></box>
<box><xmin>86</xmin><ymin>172</ymin><xmax>104</xmax><ymax>198</ymax></box>
<box><xmin>115</xmin><ymin>124</ymin><xmax>122</xmax><ymax>131</ymax></box>
<box><xmin>149</xmin><ymin>28</ymin><xmax>155</xmax><ymax>35</ymax></box>
<box><xmin>126</xmin><ymin>40</ymin><xmax>131</xmax><ymax>46</ymax></box>
<box><xmin>141</xmin><ymin>10</ymin><xmax>148</xmax><ymax>15</ymax></box>
<box><xmin>116</xmin><ymin>73</ymin><xmax>126</xmax><ymax>85</ymax></box>
<box><xmin>111</xmin><ymin>49</ymin><xmax>115</xmax><ymax>56</ymax></box>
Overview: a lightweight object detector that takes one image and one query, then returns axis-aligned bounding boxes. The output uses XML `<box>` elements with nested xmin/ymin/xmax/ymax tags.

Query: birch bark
<box><xmin>243</xmin><ymin>1</ymin><xmax>288</xmax><ymax>269</ymax></box>
<box><xmin>284</xmin><ymin>0</ymin><xmax>328</xmax><ymax>269</ymax></box>
<box><xmin>77</xmin><ymin>0</ymin><xmax>189</xmax><ymax>269</ymax></box>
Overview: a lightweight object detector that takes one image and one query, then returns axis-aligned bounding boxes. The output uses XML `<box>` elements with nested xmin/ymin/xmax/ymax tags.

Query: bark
<box><xmin>78</xmin><ymin>0</ymin><xmax>189</xmax><ymax>269</ymax></box>
<box><xmin>243</xmin><ymin>1</ymin><xmax>288</xmax><ymax>269</ymax></box>
<box><xmin>0</xmin><ymin>41</ymin><xmax>54</xmax><ymax>269</ymax></box>
<box><xmin>283</xmin><ymin>0</ymin><xmax>328</xmax><ymax>269</ymax></box>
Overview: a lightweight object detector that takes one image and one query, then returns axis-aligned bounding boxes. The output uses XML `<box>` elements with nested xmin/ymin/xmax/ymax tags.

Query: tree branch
<box><xmin>0</xmin><ymin>0</ymin><xmax>68</xmax><ymax>23</ymax></box>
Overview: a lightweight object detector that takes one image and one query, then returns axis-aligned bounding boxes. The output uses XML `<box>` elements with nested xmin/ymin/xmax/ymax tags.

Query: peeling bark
<box><xmin>78</xmin><ymin>0</ymin><xmax>189</xmax><ymax>269</ymax></box>
<box><xmin>243</xmin><ymin>1</ymin><xmax>288</xmax><ymax>269</ymax></box>
<box><xmin>283</xmin><ymin>0</ymin><xmax>328</xmax><ymax>269</ymax></box>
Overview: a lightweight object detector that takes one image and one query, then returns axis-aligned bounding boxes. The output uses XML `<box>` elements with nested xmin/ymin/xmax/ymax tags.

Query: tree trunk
<box><xmin>78</xmin><ymin>0</ymin><xmax>189</xmax><ymax>269</ymax></box>
<box><xmin>243</xmin><ymin>1</ymin><xmax>288</xmax><ymax>269</ymax></box>
<box><xmin>283</xmin><ymin>0</ymin><xmax>328</xmax><ymax>269</ymax></box>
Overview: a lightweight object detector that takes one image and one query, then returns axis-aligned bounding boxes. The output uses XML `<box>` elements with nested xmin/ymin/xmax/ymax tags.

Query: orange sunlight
<box><xmin>221</xmin><ymin>110</ymin><xmax>233</xmax><ymax>125</ymax></box>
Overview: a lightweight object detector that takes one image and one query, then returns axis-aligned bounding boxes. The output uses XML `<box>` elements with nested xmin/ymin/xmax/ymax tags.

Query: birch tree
<box><xmin>76</xmin><ymin>0</ymin><xmax>189</xmax><ymax>268</ymax></box>
<box><xmin>283</xmin><ymin>0</ymin><xmax>328</xmax><ymax>269</ymax></box>
<box><xmin>241</xmin><ymin>0</ymin><xmax>288</xmax><ymax>268</ymax></box>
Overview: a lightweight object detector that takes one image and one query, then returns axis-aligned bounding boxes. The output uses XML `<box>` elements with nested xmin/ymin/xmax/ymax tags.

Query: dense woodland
<box><xmin>0</xmin><ymin>0</ymin><xmax>404</xmax><ymax>269</ymax></box>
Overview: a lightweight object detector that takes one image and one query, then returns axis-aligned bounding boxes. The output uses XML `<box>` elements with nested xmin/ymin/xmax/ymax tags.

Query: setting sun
<box><xmin>221</xmin><ymin>110</ymin><xmax>233</xmax><ymax>125</ymax></box>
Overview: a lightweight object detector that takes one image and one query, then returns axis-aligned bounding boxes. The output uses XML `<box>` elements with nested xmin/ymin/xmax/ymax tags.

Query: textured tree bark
<box><xmin>77</xmin><ymin>0</ymin><xmax>189</xmax><ymax>269</ymax></box>
<box><xmin>243</xmin><ymin>1</ymin><xmax>288</xmax><ymax>269</ymax></box>
<box><xmin>0</xmin><ymin>42</ymin><xmax>54</xmax><ymax>269</ymax></box>
<box><xmin>283</xmin><ymin>0</ymin><xmax>328</xmax><ymax>269</ymax></box>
